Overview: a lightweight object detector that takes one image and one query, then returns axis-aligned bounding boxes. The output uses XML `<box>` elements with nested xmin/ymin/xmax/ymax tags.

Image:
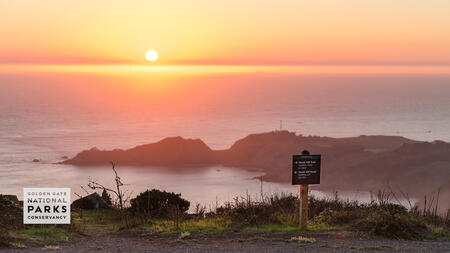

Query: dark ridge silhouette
<box><xmin>63</xmin><ymin>136</ymin><xmax>215</xmax><ymax>167</ymax></box>
<box><xmin>62</xmin><ymin>131</ymin><xmax>419</xmax><ymax>171</ymax></box>
<box><xmin>62</xmin><ymin>131</ymin><xmax>450</xmax><ymax>211</ymax></box>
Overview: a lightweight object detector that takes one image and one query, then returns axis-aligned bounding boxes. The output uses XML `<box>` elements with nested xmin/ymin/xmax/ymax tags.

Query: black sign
<box><xmin>292</xmin><ymin>154</ymin><xmax>321</xmax><ymax>185</ymax></box>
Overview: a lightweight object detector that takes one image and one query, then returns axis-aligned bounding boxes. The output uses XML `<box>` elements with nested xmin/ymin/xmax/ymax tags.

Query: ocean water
<box><xmin>1</xmin><ymin>67</ymin><xmax>449</xmax><ymax>206</ymax></box>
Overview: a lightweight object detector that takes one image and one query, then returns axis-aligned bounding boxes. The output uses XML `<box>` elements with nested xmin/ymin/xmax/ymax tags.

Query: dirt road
<box><xmin>1</xmin><ymin>231</ymin><xmax>449</xmax><ymax>252</ymax></box>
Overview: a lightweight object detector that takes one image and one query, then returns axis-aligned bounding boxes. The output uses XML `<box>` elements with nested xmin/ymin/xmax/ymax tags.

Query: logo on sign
<box><xmin>23</xmin><ymin>188</ymin><xmax>71</xmax><ymax>224</ymax></box>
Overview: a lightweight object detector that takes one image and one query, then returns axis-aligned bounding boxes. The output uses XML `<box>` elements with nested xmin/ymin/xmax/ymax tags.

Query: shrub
<box><xmin>315</xmin><ymin>208</ymin><xmax>357</xmax><ymax>225</ymax></box>
<box><xmin>312</xmin><ymin>200</ymin><xmax>431</xmax><ymax>239</ymax></box>
<box><xmin>356</xmin><ymin>209</ymin><xmax>427</xmax><ymax>240</ymax></box>
<box><xmin>218</xmin><ymin>202</ymin><xmax>274</xmax><ymax>225</ymax></box>
<box><xmin>0</xmin><ymin>195</ymin><xmax>23</xmax><ymax>230</ymax></box>
<box><xmin>308</xmin><ymin>196</ymin><xmax>362</xmax><ymax>219</ymax></box>
<box><xmin>101</xmin><ymin>189</ymin><xmax>112</xmax><ymax>206</ymax></box>
<box><xmin>215</xmin><ymin>193</ymin><xmax>298</xmax><ymax>226</ymax></box>
<box><xmin>381</xmin><ymin>203</ymin><xmax>408</xmax><ymax>215</ymax></box>
<box><xmin>0</xmin><ymin>233</ymin><xmax>13</xmax><ymax>248</ymax></box>
<box><xmin>129</xmin><ymin>189</ymin><xmax>190</xmax><ymax>219</ymax></box>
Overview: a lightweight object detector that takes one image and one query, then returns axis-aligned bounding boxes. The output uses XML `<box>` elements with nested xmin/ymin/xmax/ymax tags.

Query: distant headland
<box><xmin>62</xmin><ymin>131</ymin><xmax>450</xmax><ymax>211</ymax></box>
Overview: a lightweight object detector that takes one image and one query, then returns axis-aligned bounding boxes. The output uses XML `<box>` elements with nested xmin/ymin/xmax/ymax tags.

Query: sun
<box><xmin>145</xmin><ymin>50</ymin><xmax>158</xmax><ymax>62</ymax></box>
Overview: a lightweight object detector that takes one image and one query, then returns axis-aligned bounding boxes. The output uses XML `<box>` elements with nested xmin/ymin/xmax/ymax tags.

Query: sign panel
<box><xmin>23</xmin><ymin>188</ymin><xmax>71</xmax><ymax>224</ymax></box>
<box><xmin>292</xmin><ymin>155</ymin><xmax>321</xmax><ymax>185</ymax></box>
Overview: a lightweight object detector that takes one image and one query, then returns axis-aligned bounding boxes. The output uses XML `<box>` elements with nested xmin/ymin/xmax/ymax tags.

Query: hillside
<box><xmin>62</xmin><ymin>136</ymin><xmax>216</xmax><ymax>168</ymax></box>
<box><xmin>62</xmin><ymin>131</ymin><xmax>449</xmax><ymax>207</ymax></box>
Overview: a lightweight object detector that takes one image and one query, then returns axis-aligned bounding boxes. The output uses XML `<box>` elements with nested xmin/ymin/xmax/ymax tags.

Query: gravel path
<box><xmin>1</xmin><ymin>232</ymin><xmax>449</xmax><ymax>253</ymax></box>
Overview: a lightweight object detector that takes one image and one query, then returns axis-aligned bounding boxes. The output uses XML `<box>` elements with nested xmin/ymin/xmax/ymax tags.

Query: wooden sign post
<box><xmin>292</xmin><ymin>150</ymin><xmax>321</xmax><ymax>229</ymax></box>
<box><xmin>300</xmin><ymin>184</ymin><xmax>308</xmax><ymax>229</ymax></box>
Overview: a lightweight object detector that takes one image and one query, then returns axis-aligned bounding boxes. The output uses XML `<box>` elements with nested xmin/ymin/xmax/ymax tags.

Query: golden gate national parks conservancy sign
<box><xmin>23</xmin><ymin>188</ymin><xmax>70</xmax><ymax>224</ymax></box>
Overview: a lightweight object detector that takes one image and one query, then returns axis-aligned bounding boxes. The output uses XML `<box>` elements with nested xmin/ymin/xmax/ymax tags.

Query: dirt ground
<box><xmin>1</xmin><ymin>230</ymin><xmax>449</xmax><ymax>253</ymax></box>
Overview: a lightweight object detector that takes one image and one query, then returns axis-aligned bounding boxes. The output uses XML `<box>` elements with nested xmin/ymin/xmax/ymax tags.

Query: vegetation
<box><xmin>1</xmin><ymin>226</ymin><xmax>74</xmax><ymax>249</ymax></box>
<box><xmin>101</xmin><ymin>189</ymin><xmax>112</xmax><ymax>206</ymax></box>
<box><xmin>1</xmin><ymin>184</ymin><xmax>449</xmax><ymax>249</ymax></box>
<box><xmin>313</xmin><ymin>195</ymin><xmax>446</xmax><ymax>240</ymax></box>
<box><xmin>213</xmin><ymin>193</ymin><xmax>297</xmax><ymax>226</ymax></box>
<box><xmin>87</xmin><ymin>162</ymin><xmax>128</xmax><ymax>209</ymax></box>
<box><xmin>70</xmin><ymin>189</ymin><xmax>450</xmax><ymax>241</ymax></box>
<box><xmin>0</xmin><ymin>195</ymin><xmax>23</xmax><ymax>230</ymax></box>
<box><xmin>129</xmin><ymin>189</ymin><xmax>190</xmax><ymax>219</ymax></box>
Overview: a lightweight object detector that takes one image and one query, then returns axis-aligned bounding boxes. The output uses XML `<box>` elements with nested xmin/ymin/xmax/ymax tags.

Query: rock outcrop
<box><xmin>71</xmin><ymin>192</ymin><xmax>111</xmax><ymax>210</ymax></box>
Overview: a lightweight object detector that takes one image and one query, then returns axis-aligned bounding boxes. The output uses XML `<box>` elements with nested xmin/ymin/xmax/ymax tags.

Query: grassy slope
<box><xmin>2</xmin><ymin>196</ymin><xmax>449</xmax><ymax>249</ymax></box>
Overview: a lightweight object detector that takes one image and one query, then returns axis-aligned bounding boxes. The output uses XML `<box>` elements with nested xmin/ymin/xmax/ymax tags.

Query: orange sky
<box><xmin>1</xmin><ymin>0</ymin><xmax>450</xmax><ymax>65</ymax></box>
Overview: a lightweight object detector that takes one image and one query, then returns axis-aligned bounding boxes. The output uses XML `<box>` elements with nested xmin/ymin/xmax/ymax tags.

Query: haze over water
<box><xmin>1</xmin><ymin>66</ymin><xmax>450</xmax><ymax>207</ymax></box>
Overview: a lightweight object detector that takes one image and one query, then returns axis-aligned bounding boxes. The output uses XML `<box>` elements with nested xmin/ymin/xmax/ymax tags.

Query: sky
<box><xmin>1</xmin><ymin>0</ymin><xmax>450</xmax><ymax>66</ymax></box>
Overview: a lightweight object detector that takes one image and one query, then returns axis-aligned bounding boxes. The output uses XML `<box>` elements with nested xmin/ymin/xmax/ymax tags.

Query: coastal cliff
<box><xmin>62</xmin><ymin>131</ymin><xmax>450</xmax><ymax>210</ymax></box>
<box><xmin>62</xmin><ymin>136</ymin><xmax>216</xmax><ymax>167</ymax></box>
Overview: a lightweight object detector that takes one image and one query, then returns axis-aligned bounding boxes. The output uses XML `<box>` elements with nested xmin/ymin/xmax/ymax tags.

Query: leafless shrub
<box><xmin>87</xmin><ymin>162</ymin><xmax>129</xmax><ymax>210</ymax></box>
<box><xmin>193</xmin><ymin>203</ymin><xmax>206</xmax><ymax>219</ymax></box>
<box><xmin>376</xmin><ymin>189</ymin><xmax>392</xmax><ymax>205</ymax></box>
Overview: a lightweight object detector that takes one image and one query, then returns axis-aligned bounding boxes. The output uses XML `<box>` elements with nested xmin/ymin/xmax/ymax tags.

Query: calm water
<box><xmin>1</xmin><ymin>68</ymin><xmax>449</xmax><ymax>206</ymax></box>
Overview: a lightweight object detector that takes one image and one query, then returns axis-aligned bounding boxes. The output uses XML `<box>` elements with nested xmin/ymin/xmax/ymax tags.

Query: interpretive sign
<box><xmin>292</xmin><ymin>154</ymin><xmax>321</xmax><ymax>185</ymax></box>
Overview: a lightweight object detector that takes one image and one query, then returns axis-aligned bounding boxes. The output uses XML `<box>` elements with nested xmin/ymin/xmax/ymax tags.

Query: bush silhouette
<box><xmin>130</xmin><ymin>189</ymin><xmax>190</xmax><ymax>218</ymax></box>
<box><xmin>101</xmin><ymin>189</ymin><xmax>112</xmax><ymax>206</ymax></box>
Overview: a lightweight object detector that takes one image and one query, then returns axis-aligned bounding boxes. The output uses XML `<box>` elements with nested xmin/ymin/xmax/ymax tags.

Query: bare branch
<box><xmin>80</xmin><ymin>185</ymin><xmax>90</xmax><ymax>195</ymax></box>
<box><xmin>81</xmin><ymin>162</ymin><xmax>128</xmax><ymax>210</ymax></box>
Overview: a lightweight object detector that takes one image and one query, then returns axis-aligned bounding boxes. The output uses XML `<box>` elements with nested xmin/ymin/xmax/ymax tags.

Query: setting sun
<box><xmin>145</xmin><ymin>50</ymin><xmax>158</xmax><ymax>62</ymax></box>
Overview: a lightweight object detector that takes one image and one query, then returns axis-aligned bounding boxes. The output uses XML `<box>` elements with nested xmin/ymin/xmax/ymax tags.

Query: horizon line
<box><xmin>2</xmin><ymin>62</ymin><xmax>450</xmax><ymax>67</ymax></box>
<box><xmin>2</xmin><ymin>63</ymin><xmax>450</xmax><ymax>74</ymax></box>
